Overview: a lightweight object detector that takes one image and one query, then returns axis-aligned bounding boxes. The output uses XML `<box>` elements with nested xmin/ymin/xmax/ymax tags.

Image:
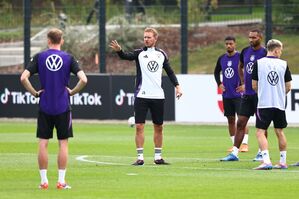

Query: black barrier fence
<box><xmin>0</xmin><ymin>74</ymin><xmax>175</xmax><ymax>120</ymax></box>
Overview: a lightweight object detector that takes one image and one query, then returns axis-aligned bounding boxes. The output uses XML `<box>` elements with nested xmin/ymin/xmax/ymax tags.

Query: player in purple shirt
<box><xmin>221</xmin><ymin>29</ymin><xmax>267</xmax><ymax>162</ymax></box>
<box><xmin>20</xmin><ymin>28</ymin><xmax>87</xmax><ymax>189</ymax></box>
<box><xmin>214</xmin><ymin>36</ymin><xmax>249</xmax><ymax>153</ymax></box>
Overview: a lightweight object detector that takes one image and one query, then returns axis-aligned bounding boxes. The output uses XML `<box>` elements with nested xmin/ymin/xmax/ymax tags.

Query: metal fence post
<box><xmin>265</xmin><ymin>0</ymin><xmax>272</xmax><ymax>44</ymax></box>
<box><xmin>99</xmin><ymin>0</ymin><xmax>106</xmax><ymax>73</ymax></box>
<box><xmin>23</xmin><ymin>0</ymin><xmax>31</xmax><ymax>69</ymax></box>
<box><xmin>180</xmin><ymin>0</ymin><xmax>188</xmax><ymax>74</ymax></box>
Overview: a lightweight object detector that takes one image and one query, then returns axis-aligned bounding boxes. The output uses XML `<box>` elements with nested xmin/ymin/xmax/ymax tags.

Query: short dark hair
<box><xmin>250</xmin><ymin>29</ymin><xmax>263</xmax><ymax>37</ymax></box>
<box><xmin>225</xmin><ymin>36</ymin><xmax>236</xmax><ymax>42</ymax></box>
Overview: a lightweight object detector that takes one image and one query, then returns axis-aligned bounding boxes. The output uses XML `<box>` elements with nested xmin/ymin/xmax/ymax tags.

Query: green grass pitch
<box><xmin>0</xmin><ymin>121</ymin><xmax>299</xmax><ymax>199</ymax></box>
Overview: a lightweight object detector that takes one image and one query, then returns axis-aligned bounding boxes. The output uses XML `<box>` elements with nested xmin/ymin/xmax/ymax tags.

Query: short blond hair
<box><xmin>267</xmin><ymin>39</ymin><xmax>283</xmax><ymax>52</ymax></box>
<box><xmin>144</xmin><ymin>27</ymin><xmax>158</xmax><ymax>38</ymax></box>
<box><xmin>47</xmin><ymin>28</ymin><xmax>63</xmax><ymax>44</ymax></box>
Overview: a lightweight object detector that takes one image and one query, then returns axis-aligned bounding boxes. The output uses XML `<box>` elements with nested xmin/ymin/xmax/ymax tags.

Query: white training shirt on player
<box><xmin>256</xmin><ymin>57</ymin><xmax>287</xmax><ymax>110</ymax></box>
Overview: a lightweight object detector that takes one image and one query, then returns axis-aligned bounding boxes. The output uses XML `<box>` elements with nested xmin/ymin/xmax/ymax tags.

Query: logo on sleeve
<box><xmin>46</xmin><ymin>54</ymin><xmax>63</xmax><ymax>71</ymax></box>
<box><xmin>147</xmin><ymin>61</ymin><xmax>159</xmax><ymax>72</ymax></box>
<box><xmin>267</xmin><ymin>71</ymin><xmax>279</xmax><ymax>86</ymax></box>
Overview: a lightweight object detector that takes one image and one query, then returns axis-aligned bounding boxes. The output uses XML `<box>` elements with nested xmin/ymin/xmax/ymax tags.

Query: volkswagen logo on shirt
<box><xmin>224</xmin><ymin>67</ymin><xmax>234</xmax><ymax>79</ymax></box>
<box><xmin>267</xmin><ymin>71</ymin><xmax>279</xmax><ymax>86</ymax></box>
<box><xmin>246</xmin><ymin>62</ymin><xmax>254</xmax><ymax>74</ymax></box>
<box><xmin>147</xmin><ymin>61</ymin><xmax>159</xmax><ymax>72</ymax></box>
<box><xmin>46</xmin><ymin>54</ymin><xmax>63</xmax><ymax>71</ymax></box>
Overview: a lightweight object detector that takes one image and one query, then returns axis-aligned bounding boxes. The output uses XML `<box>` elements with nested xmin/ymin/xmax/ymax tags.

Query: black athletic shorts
<box><xmin>223</xmin><ymin>97</ymin><xmax>241</xmax><ymax>117</ymax></box>
<box><xmin>37</xmin><ymin>110</ymin><xmax>73</xmax><ymax>140</ymax></box>
<box><xmin>238</xmin><ymin>94</ymin><xmax>258</xmax><ymax>118</ymax></box>
<box><xmin>134</xmin><ymin>97</ymin><xmax>164</xmax><ymax>125</ymax></box>
<box><xmin>256</xmin><ymin>108</ymin><xmax>287</xmax><ymax>130</ymax></box>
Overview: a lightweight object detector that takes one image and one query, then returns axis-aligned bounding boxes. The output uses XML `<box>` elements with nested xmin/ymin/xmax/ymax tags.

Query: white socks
<box><xmin>280</xmin><ymin>151</ymin><xmax>287</xmax><ymax>164</ymax></box>
<box><xmin>232</xmin><ymin>146</ymin><xmax>239</xmax><ymax>157</ymax></box>
<box><xmin>136</xmin><ymin>148</ymin><xmax>144</xmax><ymax>160</ymax></box>
<box><xmin>58</xmin><ymin>169</ymin><xmax>66</xmax><ymax>184</ymax></box>
<box><xmin>154</xmin><ymin>148</ymin><xmax>162</xmax><ymax>160</ymax></box>
<box><xmin>242</xmin><ymin>134</ymin><xmax>249</xmax><ymax>145</ymax></box>
<box><xmin>39</xmin><ymin>169</ymin><xmax>48</xmax><ymax>184</ymax></box>
<box><xmin>261</xmin><ymin>150</ymin><xmax>271</xmax><ymax>164</ymax></box>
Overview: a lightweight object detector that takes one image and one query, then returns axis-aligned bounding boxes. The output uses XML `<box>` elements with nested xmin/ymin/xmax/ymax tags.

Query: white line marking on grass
<box><xmin>126</xmin><ymin>173</ymin><xmax>138</xmax><ymax>176</ymax></box>
<box><xmin>76</xmin><ymin>155</ymin><xmax>127</xmax><ymax>166</ymax></box>
<box><xmin>75</xmin><ymin>155</ymin><xmax>299</xmax><ymax>173</ymax></box>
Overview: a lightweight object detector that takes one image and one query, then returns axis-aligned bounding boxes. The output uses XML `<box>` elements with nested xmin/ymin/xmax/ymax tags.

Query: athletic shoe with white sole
<box><xmin>56</xmin><ymin>182</ymin><xmax>71</xmax><ymax>189</ymax></box>
<box><xmin>290</xmin><ymin>162</ymin><xmax>299</xmax><ymax>166</ymax></box>
<box><xmin>154</xmin><ymin>159</ymin><xmax>170</xmax><ymax>165</ymax></box>
<box><xmin>39</xmin><ymin>183</ymin><xmax>48</xmax><ymax>190</ymax></box>
<box><xmin>253</xmin><ymin>152</ymin><xmax>263</xmax><ymax>162</ymax></box>
<box><xmin>220</xmin><ymin>153</ymin><xmax>239</xmax><ymax>161</ymax></box>
<box><xmin>253</xmin><ymin>163</ymin><xmax>272</xmax><ymax>170</ymax></box>
<box><xmin>239</xmin><ymin>144</ymin><xmax>249</xmax><ymax>152</ymax></box>
<box><xmin>132</xmin><ymin>159</ymin><xmax>144</xmax><ymax>166</ymax></box>
<box><xmin>273</xmin><ymin>163</ymin><xmax>288</xmax><ymax>169</ymax></box>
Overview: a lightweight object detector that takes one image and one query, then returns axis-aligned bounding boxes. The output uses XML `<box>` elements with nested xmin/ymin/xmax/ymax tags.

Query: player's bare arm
<box><xmin>67</xmin><ymin>70</ymin><xmax>88</xmax><ymax>96</ymax></box>
<box><xmin>219</xmin><ymin>83</ymin><xmax>226</xmax><ymax>92</ymax></box>
<box><xmin>252</xmin><ymin>80</ymin><xmax>258</xmax><ymax>92</ymax></box>
<box><xmin>236</xmin><ymin>62</ymin><xmax>245</xmax><ymax>92</ymax></box>
<box><xmin>285</xmin><ymin>81</ymin><xmax>291</xmax><ymax>94</ymax></box>
<box><xmin>20</xmin><ymin>69</ymin><xmax>43</xmax><ymax>97</ymax></box>
<box><xmin>175</xmin><ymin>85</ymin><xmax>183</xmax><ymax>99</ymax></box>
<box><xmin>109</xmin><ymin>40</ymin><xmax>122</xmax><ymax>52</ymax></box>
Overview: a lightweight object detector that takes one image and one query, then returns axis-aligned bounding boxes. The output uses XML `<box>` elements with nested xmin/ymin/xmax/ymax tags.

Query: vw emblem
<box><xmin>147</xmin><ymin>61</ymin><xmax>159</xmax><ymax>72</ymax></box>
<box><xmin>250</xmin><ymin>55</ymin><xmax>255</xmax><ymax>61</ymax></box>
<box><xmin>246</xmin><ymin>62</ymin><xmax>254</xmax><ymax>74</ymax></box>
<box><xmin>46</xmin><ymin>54</ymin><xmax>63</xmax><ymax>71</ymax></box>
<box><xmin>224</xmin><ymin>67</ymin><xmax>234</xmax><ymax>79</ymax></box>
<box><xmin>227</xmin><ymin>61</ymin><xmax>232</xmax><ymax>67</ymax></box>
<box><xmin>267</xmin><ymin>71</ymin><xmax>279</xmax><ymax>86</ymax></box>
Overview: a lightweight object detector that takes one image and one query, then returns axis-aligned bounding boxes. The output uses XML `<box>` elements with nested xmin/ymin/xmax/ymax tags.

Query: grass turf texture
<box><xmin>0</xmin><ymin>121</ymin><xmax>299</xmax><ymax>199</ymax></box>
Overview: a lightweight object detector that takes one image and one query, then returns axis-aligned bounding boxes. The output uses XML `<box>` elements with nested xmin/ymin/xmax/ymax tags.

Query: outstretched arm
<box><xmin>109</xmin><ymin>40</ymin><xmax>137</xmax><ymax>60</ymax></box>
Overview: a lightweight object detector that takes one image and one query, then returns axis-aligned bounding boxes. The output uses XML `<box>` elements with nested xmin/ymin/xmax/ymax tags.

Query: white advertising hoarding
<box><xmin>175</xmin><ymin>74</ymin><xmax>299</xmax><ymax>124</ymax></box>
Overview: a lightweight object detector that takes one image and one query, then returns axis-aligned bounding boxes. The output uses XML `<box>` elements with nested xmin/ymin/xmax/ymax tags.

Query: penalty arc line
<box><xmin>75</xmin><ymin>155</ymin><xmax>299</xmax><ymax>173</ymax></box>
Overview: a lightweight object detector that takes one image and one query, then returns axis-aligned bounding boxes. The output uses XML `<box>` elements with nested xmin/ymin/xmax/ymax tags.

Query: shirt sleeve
<box><xmin>214</xmin><ymin>56</ymin><xmax>222</xmax><ymax>86</ymax></box>
<box><xmin>117</xmin><ymin>49</ymin><xmax>138</xmax><ymax>61</ymax></box>
<box><xmin>251</xmin><ymin>61</ymin><xmax>258</xmax><ymax>80</ymax></box>
<box><xmin>70</xmin><ymin>55</ymin><xmax>82</xmax><ymax>75</ymax></box>
<box><xmin>26</xmin><ymin>53</ymin><xmax>39</xmax><ymax>75</ymax></box>
<box><xmin>239</xmin><ymin>49</ymin><xmax>245</xmax><ymax>65</ymax></box>
<box><xmin>163</xmin><ymin>56</ymin><xmax>179</xmax><ymax>86</ymax></box>
<box><xmin>285</xmin><ymin>65</ymin><xmax>292</xmax><ymax>82</ymax></box>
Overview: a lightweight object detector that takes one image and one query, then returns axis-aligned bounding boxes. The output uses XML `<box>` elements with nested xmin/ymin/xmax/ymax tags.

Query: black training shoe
<box><xmin>154</xmin><ymin>159</ymin><xmax>170</xmax><ymax>165</ymax></box>
<box><xmin>132</xmin><ymin>159</ymin><xmax>144</xmax><ymax>166</ymax></box>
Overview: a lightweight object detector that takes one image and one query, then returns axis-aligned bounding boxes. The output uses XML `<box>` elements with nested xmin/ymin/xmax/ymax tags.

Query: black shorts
<box><xmin>256</xmin><ymin>108</ymin><xmax>287</xmax><ymax>130</ymax></box>
<box><xmin>134</xmin><ymin>97</ymin><xmax>164</xmax><ymax>125</ymax></box>
<box><xmin>37</xmin><ymin>110</ymin><xmax>73</xmax><ymax>140</ymax></box>
<box><xmin>238</xmin><ymin>94</ymin><xmax>258</xmax><ymax>118</ymax></box>
<box><xmin>223</xmin><ymin>97</ymin><xmax>241</xmax><ymax>117</ymax></box>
